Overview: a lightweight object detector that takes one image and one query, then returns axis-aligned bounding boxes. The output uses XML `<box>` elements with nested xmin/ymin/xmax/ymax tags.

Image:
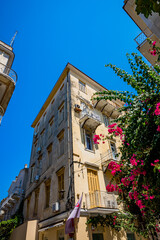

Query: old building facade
<box><xmin>0</xmin><ymin>164</ymin><xmax>28</xmax><ymax>221</ymax></box>
<box><xmin>16</xmin><ymin>63</ymin><xmax>137</xmax><ymax>240</ymax></box>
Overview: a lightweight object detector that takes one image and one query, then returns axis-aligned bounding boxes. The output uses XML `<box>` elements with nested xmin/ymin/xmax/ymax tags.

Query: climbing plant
<box><xmin>88</xmin><ymin>53</ymin><xmax>160</xmax><ymax>239</ymax></box>
<box><xmin>135</xmin><ymin>0</ymin><xmax>160</xmax><ymax>18</ymax></box>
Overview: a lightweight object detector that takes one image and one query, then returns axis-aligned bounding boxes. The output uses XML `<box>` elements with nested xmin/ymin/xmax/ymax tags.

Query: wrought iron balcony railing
<box><xmin>0</xmin><ymin>62</ymin><xmax>17</xmax><ymax>84</ymax></box>
<box><xmin>85</xmin><ymin>191</ymin><xmax>117</xmax><ymax>209</ymax></box>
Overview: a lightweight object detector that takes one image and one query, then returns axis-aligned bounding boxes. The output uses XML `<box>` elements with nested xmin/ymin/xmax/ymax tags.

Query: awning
<box><xmin>38</xmin><ymin>221</ymin><xmax>64</xmax><ymax>232</ymax></box>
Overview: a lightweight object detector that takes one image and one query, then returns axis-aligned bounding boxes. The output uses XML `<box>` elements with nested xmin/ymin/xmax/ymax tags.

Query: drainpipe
<box><xmin>67</xmin><ymin>71</ymin><xmax>73</xmax><ymax>203</ymax></box>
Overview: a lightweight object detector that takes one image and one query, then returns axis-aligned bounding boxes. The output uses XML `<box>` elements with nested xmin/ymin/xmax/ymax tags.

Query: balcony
<box><xmin>101</xmin><ymin>149</ymin><xmax>120</xmax><ymax>166</ymax></box>
<box><xmin>85</xmin><ymin>191</ymin><xmax>118</xmax><ymax>213</ymax></box>
<box><xmin>134</xmin><ymin>32</ymin><xmax>160</xmax><ymax>66</ymax></box>
<box><xmin>0</xmin><ymin>62</ymin><xmax>17</xmax><ymax>122</ymax></box>
<box><xmin>79</xmin><ymin>108</ymin><xmax>101</xmax><ymax>131</ymax></box>
<box><xmin>0</xmin><ymin>62</ymin><xmax>17</xmax><ymax>84</ymax></box>
<box><xmin>92</xmin><ymin>97</ymin><xmax>120</xmax><ymax>119</ymax></box>
<box><xmin>0</xmin><ymin>187</ymin><xmax>21</xmax><ymax>211</ymax></box>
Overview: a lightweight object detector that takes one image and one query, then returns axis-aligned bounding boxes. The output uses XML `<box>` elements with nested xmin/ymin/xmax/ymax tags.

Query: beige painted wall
<box><xmin>10</xmin><ymin>220</ymin><xmax>38</xmax><ymax>240</ymax></box>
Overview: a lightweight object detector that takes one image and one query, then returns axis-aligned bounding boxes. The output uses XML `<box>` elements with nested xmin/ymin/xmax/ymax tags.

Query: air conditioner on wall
<box><xmin>36</xmin><ymin>147</ymin><xmax>41</xmax><ymax>153</ymax></box>
<box><xmin>52</xmin><ymin>202</ymin><xmax>60</xmax><ymax>212</ymax></box>
<box><xmin>74</xmin><ymin>104</ymin><xmax>82</xmax><ymax>112</ymax></box>
<box><xmin>34</xmin><ymin>175</ymin><xmax>39</xmax><ymax>182</ymax></box>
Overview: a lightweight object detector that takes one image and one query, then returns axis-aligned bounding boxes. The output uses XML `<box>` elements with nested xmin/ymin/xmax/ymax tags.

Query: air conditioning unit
<box><xmin>35</xmin><ymin>175</ymin><xmax>39</xmax><ymax>182</ymax></box>
<box><xmin>36</xmin><ymin>147</ymin><xmax>41</xmax><ymax>153</ymax></box>
<box><xmin>34</xmin><ymin>132</ymin><xmax>38</xmax><ymax>138</ymax></box>
<box><xmin>52</xmin><ymin>202</ymin><xmax>60</xmax><ymax>212</ymax></box>
<box><xmin>74</xmin><ymin>104</ymin><xmax>82</xmax><ymax>112</ymax></box>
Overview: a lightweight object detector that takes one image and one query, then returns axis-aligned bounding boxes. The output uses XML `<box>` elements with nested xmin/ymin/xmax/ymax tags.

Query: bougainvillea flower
<box><xmin>157</xmin><ymin>126</ymin><xmax>160</xmax><ymax>132</ymax></box>
<box><xmin>152</xmin><ymin>41</ymin><xmax>156</xmax><ymax>46</ymax></box>
<box><xmin>154</xmin><ymin>102</ymin><xmax>160</xmax><ymax>115</ymax></box>
<box><xmin>108</xmin><ymin>123</ymin><xmax>117</xmax><ymax>128</ymax></box>
<box><xmin>93</xmin><ymin>135</ymin><xmax>101</xmax><ymax>144</ymax></box>
<box><xmin>106</xmin><ymin>183</ymin><xmax>115</xmax><ymax>192</ymax></box>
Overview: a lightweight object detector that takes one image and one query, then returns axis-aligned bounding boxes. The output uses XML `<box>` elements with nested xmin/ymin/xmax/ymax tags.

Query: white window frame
<box><xmin>85</xmin><ymin>131</ymin><xmax>93</xmax><ymax>151</ymax></box>
<box><xmin>79</xmin><ymin>80</ymin><xmax>86</xmax><ymax>93</ymax></box>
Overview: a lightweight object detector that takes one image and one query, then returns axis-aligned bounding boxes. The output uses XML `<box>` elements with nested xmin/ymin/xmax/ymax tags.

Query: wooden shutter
<box><xmin>87</xmin><ymin>169</ymin><xmax>100</xmax><ymax>208</ymax></box>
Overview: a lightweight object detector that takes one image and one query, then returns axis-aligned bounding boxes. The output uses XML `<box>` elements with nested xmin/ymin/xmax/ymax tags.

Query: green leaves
<box><xmin>135</xmin><ymin>0</ymin><xmax>160</xmax><ymax>18</ymax></box>
<box><xmin>93</xmin><ymin>53</ymin><xmax>160</xmax><ymax>238</ymax></box>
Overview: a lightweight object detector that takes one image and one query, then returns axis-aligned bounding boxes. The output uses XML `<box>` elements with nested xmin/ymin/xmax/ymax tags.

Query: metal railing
<box><xmin>0</xmin><ymin>187</ymin><xmax>22</xmax><ymax>210</ymax></box>
<box><xmin>0</xmin><ymin>62</ymin><xmax>17</xmax><ymax>84</ymax></box>
<box><xmin>80</xmin><ymin>108</ymin><xmax>101</xmax><ymax>122</ymax></box>
<box><xmin>134</xmin><ymin>32</ymin><xmax>147</xmax><ymax>46</ymax></box>
<box><xmin>85</xmin><ymin>191</ymin><xmax>117</xmax><ymax>209</ymax></box>
<box><xmin>101</xmin><ymin>149</ymin><xmax>120</xmax><ymax>165</ymax></box>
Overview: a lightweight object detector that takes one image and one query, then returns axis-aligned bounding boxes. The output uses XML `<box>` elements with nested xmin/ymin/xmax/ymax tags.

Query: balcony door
<box><xmin>110</xmin><ymin>142</ymin><xmax>117</xmax><ymax>160</ymax></box>
<box><xmin>87</xmin><ymin>169</ymin><xmax>100</xmax><ymax>208</ymax></box>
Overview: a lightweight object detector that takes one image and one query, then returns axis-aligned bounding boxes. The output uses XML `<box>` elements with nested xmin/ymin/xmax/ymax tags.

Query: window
<box><xmin>47</xmin><ymin>143</ymin><xmax>52</xmax><ymax>166</ymax></box>
<box><xmin>43</xmin><ymin>112</ymin><xmax>47</xmax><ymax>123</ymax></box>
<box><xmin>110</xmin><ymin>142</ymin><xmax>117</xmax><ymax>160</ymax></box>
<box><xmin>48</xmin><ymin>116</ymin><xmax>54</xmax><ymax>138</ymax></box>
<box><xmin>57</xmin><ymin>168</ymin><xmax>64</xmax><ymax>200</ymax></box>
<box><xmin>79</xmin><ymin>80</ymin><xmax>86</xmax><ymax>93</ymax></box>
<box><xmin>40</xmin><ymin>129</ymin><xmax>45</xmax><ymax>148</ymax></box>
<box><xmin>34</xmin><ymin>189</ymin><xmax>39</xmax><ymax>216</ymax></box>
<box><xmin>85</xmin><ymin>131</ymin><xmax>93</xmax><ymax>151</ymax></box>
<box><xmin>57</xmin><ymin>130</ymin><xmax>64</xmax><ymax>157</ymax></box>
<box><xmin>58</xmin><ymin>102</ymin><xmax>64</xmax><ymax>124</ymax></box>
<box><xmin>38</xmin><ymin>155</ymin><xmax>42</xmax><ymax>175</ymax></box>
<box><xmin>51</xmin><ymin>98</ymin><xmax>55</xmax><ymax>105</ymax></box>
<box><xmin>27</xmin><ymin>196</ymin><xmax>31</xmax><ymax>219</ymax></box>
<box><xmin>36</xmin><ymin>122</ymin><xmax>40</xmax><ymax>132</ymax></box>
<box><xmin>60</xmin><ymin>83</ymin><xmax>64</xmax><ymax>91</ymax></box>
<box><xmin>45</xmin><ymin>180</ymin><xmax>51</xmax><ymax>208</ymax></box>
<box><xmin>103</xmin><ymin>115</ymin><xmax>110</xmax><ymax>127</ymax></box>
<box><xmin>30</xmin><ymin>164</ymin><xmax>35</xmax><ymax>183</ymax></box>
<box><xmin>127</xmin><ymin>233</ymin><xmax>135</xmax><ymax>240</ymax></box>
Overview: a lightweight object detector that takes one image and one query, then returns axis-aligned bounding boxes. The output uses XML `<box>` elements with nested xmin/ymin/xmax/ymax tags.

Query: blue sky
<box><xmin>0</xmin><ymin>0</ymin><xmax>142</xmax><ymax>200</ymax></box>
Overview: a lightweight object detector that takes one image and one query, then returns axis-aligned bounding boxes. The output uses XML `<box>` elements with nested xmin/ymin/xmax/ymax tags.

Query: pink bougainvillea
<box><xmin>154</xmin><ymin>102</ymin><xmax>160</xmax><ymax>115</ymax></box>
<box><xmin>106</xmin><ymin>183</ymin><xmax>115</xmax><ymax>192</ymax></box>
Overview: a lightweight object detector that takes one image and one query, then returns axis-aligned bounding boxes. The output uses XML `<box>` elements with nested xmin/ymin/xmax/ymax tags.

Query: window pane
<box><xmin>86</xmin><ymin>134</ymin><xmax>93</xmax><ymax>150</ymax></box>
<box><xmin>103</xmin><ymin>115</ymin><xmax>110</xmax><ymax>127</ymax></box>
<box><xmin>79</xmin><ymin>80</ymin><xmax>86</xmax><ymax>93</ymax></box>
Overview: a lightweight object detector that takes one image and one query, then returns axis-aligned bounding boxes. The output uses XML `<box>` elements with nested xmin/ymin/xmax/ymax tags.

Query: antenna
<box><xmin>10</xmin><ymin>31</ymin><xmax>18</xmax><ymax>47</ymax></box>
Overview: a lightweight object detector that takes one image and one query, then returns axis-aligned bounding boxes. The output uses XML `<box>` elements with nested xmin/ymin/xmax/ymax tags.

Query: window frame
<box><xmin>30</xmin><ymin>164</ymin><xmax>35</xmax><ymax>183</ymax></box>
<box><xmin>34</xmin><ymin>188</ymin><xmax>39</xmax><ymax>216</ymax></box>
<box><xmin>45</xmin><ymin>179</ymin><xmax>51</xmax><ymax>208</ymax></box>
<box><xmin>57</xmin><ymin>168</ymin><xmax>65</xmax><ymax>200</ymax></box>
<box><xmin>57</xmin><ymin>129</ymin><xmax>65</xmax><ymax>157</ymax></box>
<box><xmin>85</xmin><ymin>130</ymin><xmax>93</xmax><ymax>151</ymax></box>
<box><xmin>103</xmin><ymin>114</ymin><xmax>110</xmax><ymax>127</ymax></box>
<box><xmin>58</xmin><ymin>101</ymin><xmax>65</xmax><ymax>125</ymax></box>
<box><xmin>47</xmin><ymin>143</ymin><xmax>52</xmax><ymax>166</ymax></box>
<box><xmin>79</xmin><ymin>80</ymin><xmax>86</xmax><ymax>93</ymax></box>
